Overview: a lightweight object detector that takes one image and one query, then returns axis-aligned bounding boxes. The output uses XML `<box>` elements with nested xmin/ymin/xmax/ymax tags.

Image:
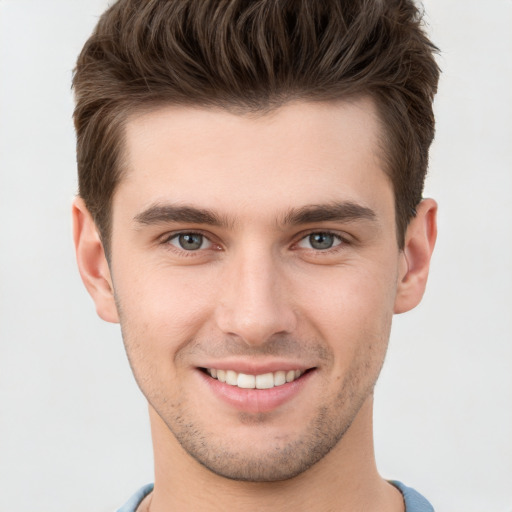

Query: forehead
<box><xmin>115</xmin><ymin>98</ymin><xmax>393</xmax><ymax>224</ymax></box>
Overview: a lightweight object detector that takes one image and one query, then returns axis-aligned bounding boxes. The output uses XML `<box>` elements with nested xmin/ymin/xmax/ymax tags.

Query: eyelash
<box><xmin>294</xmin><ymin>230</ymin><xmax>347</xmax><ymax>252</ymax></box>
<box><xmin>162</xmin><ymin>230</ymin><xmax>216</xmax><ymax>255</ymax></box>
<box><xmin>160</xmin><ymin>230</ymin><xmax>350</xmax><ymax>255</ymax></box>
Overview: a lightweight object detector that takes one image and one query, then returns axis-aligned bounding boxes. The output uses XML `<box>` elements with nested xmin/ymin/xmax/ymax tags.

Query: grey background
<box><xmin>1</xmin><ymin>1</ymin><xmax>511</xmax><ymax>510</ymax></box>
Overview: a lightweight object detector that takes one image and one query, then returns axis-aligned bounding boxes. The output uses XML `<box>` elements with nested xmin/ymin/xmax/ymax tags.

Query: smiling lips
<box><xmin>201</xmin><ymin>366</ymin><xmax>314</xmax><ymax>413</ymax></box>
<box><xmin>206</xmin><ymin>368</ymin><xmax>305</xmax><ymax>389</ymax></box>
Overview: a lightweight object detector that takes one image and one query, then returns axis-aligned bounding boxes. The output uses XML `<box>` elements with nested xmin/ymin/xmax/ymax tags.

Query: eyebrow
<box><xmin>134</xmin><ymin>204</ymin><xmax>231</xmax><ymax>228</ymax></box>
<box><xmin>133</xmin><ymin>201</ymin><xmax>377</xmax><ymax>229</ymax></box>
<box><xmin>281</xmin><ymin>202</ymin><xmax>377</xmax><ymax>226</ymax></box>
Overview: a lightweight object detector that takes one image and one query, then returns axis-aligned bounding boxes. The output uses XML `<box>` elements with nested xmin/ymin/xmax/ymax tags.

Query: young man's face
<box><xmin>75</xmin><ymin>98</ymin><xmax>435</xmax><ymax>482</ymax></box>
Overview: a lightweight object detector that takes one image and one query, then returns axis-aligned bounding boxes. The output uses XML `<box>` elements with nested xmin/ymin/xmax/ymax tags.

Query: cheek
<box><xmin>113</xmin><ymin>265</ymin><xmax>218</xmax><ymax>363</ymax></box>
<box><xmin>114</xmin><ymin>271</ymin><xmax>213</xmax><ymax>407</ymax></box>
<box><xmin>294</xmin><ymin>264</ymin><xmax>397</xmax><ymax>361</ymax></box>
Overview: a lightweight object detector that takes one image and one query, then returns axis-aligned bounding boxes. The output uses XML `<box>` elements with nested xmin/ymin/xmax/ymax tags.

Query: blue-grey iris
<box><xmin>309</xmin><ymin>233</ymin><xmax>335</xmax><ymax>250</ymax></box>
<box><xmin>179</xmin><ymin>233</ymin><xmax>203</xmax><ymax>250</ymax></box>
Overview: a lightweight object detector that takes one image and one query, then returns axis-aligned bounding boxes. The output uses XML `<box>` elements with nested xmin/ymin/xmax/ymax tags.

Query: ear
<box><xmin>72</xmin><ymin>197</ymin><xmax>119</xmax><ymax>323</ymax></box>
<box><xmin>394</xmin><ymin>198</ymin><xmax>437</xmax><ymax>314</ymax></box>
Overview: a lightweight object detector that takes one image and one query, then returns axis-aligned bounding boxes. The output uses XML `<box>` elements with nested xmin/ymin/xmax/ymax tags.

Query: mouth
<box><xmin>200</xmin><ymin>368</ymin><xmax>311</xmax><ymax>389</ymax></box>
<box><xmin>198</xmin><ymin>365</ymin><xmax>316</xmax><ymax>413</ymax></box>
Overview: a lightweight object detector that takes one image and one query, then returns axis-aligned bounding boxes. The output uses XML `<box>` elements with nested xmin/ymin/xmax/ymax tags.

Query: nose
<box><xmin>214</xmin><ymin>247</ymin><xmax>297</xmax><ymax>346</ymax></box>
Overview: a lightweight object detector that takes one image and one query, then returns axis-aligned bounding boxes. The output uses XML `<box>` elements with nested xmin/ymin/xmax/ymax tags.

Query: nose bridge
<box><xmin>215</xmin><ymin>242</ymin><xmax>296</xmax><ymax>345</ymax></box>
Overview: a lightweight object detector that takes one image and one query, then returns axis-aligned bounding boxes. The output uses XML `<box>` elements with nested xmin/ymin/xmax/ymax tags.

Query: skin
<box><xmin>73</xmin><ymin>97</ymin><xmax>437</xmax><ymax>511</ymax></box>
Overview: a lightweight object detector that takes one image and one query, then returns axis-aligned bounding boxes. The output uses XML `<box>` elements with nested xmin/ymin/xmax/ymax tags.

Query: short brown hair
<box><xmin>73</xmin><ymin>0</ymin><xmax>439</xmax><ymax>253</ymax></box>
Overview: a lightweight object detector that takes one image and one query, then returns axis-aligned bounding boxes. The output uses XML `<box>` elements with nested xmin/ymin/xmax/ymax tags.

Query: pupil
<box><xmin>179</xmin><ymin>233</ymin><xmax>202</xmax><ymax>250</ymax></box>
<box><xmin>310</xmin><ymin>233</ymin><xmax>333</xmax><ymax>250</ymax></box>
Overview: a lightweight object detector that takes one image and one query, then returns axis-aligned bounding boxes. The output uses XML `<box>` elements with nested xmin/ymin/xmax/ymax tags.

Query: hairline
<box><xmin>90</xmin><ymin>93</ymin><xmax>407</xmax><ymax>260</ymax></box>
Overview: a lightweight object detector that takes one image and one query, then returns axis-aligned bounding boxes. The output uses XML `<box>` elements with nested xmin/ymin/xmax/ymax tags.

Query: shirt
<box><xmin>117</xmin><ymin>480</ymin><xmax>434</xmax><ymax>511</ymax></box>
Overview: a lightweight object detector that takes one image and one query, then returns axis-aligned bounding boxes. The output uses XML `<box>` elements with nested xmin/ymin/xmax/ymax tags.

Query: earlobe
<box><xmin>72</xmin><ymin>197</ymin><xmax>119</xmax><ymax>323</ymax></box>
<box><xmin>394</xmin><ymin>198</ymin><xmax>437</xmax><ymax>314</ymax></box>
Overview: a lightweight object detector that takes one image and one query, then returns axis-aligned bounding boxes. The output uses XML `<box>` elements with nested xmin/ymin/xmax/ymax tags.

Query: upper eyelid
<box><xmin>162</xmin><ymin>231</ymin><xmax>217</xmax><ymax>255</ymax></box>
<box><xmin>161</xmin><ymin>229</ymin><xmax>214</xmax><ymax>242</ymax></box>
<box><xmin>294</xmin><ymin>229</ymin><xmax>350</xmax><ymax>244</ymax></box>
<box><xmin>295</xmin><ymin>232</ymin><xmax>344</xmax><ymax>248</ymax></box>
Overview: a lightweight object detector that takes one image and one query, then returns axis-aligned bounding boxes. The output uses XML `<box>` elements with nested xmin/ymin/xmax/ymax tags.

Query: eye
<box><xmin>297</xmin><ymin>232</ymin><xmax>343</xmax><ymax>250</ymax></box>
<box><xmin>167</xmin><ymin>232</ymin><xmax>212</xmax><ymax>251</ymax></box>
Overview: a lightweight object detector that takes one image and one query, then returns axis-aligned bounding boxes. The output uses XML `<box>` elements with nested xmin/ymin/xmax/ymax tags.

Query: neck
<box><xmin>145</xmin><ymin>397</ymin><xmax>404</xmax><ymax>512</ymax></box>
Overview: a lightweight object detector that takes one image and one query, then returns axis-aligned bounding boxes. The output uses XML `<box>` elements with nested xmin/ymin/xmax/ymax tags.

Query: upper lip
<box><xmin>196</xmin><ymin>359</ymin><xmax>315</xmax><ymax>375</ymax></box>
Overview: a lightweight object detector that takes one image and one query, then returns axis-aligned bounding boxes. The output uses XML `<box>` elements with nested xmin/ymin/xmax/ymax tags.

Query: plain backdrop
<box><xmin>0</xmin><ymin>1</ymin><xmax>511</xmax><ymax>511</ymax></box>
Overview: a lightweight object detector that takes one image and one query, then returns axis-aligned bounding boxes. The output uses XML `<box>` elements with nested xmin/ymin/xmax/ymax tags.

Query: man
<box><xmin>72</xmin><ymin>0</ymin><xmax>439</xmax><ymax>510</ymax></box>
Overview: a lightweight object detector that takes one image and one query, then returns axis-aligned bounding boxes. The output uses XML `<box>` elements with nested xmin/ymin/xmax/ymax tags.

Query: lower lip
<box><xmin>197</xmin><ymin>370</ymin><xmax>314</xmax><ymax>414</ymax></box>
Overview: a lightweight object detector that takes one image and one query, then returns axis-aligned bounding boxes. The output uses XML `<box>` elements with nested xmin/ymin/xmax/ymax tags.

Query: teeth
<box><xmin>256</xmin><ymin>373</ymin><xmax>274</xmax><ymax>389</ymax></box>
<box><xmin>226</xmin><ymin>370</ymin><xmax>238</xmax><ymax>386</ymax></box>
<box><xmin>237</xmin><ymin>373</ymin><xmax>255</xmax><ymax>389</ymax></box>
<box><xmin>274</xmin><ymin>370</ymin><xmax>286</xmax><ymax>386</ymax></box>
<box><xmin>206</xmin><ymin>368</ymin><xmax>305</xmax><ymax>389</ymax></box>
